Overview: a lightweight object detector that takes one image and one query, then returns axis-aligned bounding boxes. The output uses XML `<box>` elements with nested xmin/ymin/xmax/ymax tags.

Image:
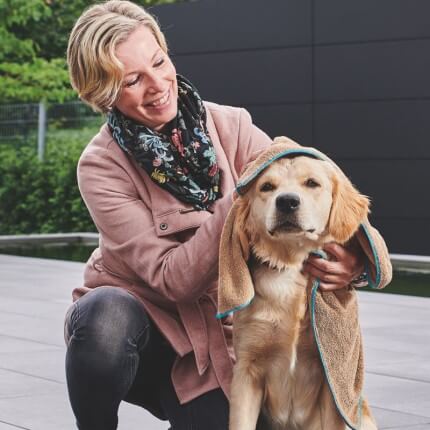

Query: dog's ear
<box><xmin>232</xmin><ymin>196</ymin><xmax>251</xmax><ymax>261</ymax></box>
<box><xmin>328</xmin><ymin>167</ymin><xmax>370</xmax><ymax>244</ymax></box>
<box><xmin>217</xmin><ymin>195</ymin><xmax>255</xmax><ymax>317</ymax></box>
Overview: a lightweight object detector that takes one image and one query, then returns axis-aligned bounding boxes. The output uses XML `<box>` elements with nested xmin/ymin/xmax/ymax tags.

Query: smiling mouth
<box><xmin>146</xmin><ymin>89</ymin><xmax>170</xmax><ymax>108</ymax></box>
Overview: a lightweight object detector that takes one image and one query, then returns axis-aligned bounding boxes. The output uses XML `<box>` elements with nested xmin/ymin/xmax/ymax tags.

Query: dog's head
<box><xmin>234</xmin><ymin>155</ymin><xmax>370</xmax><ymax>266</ymax></box>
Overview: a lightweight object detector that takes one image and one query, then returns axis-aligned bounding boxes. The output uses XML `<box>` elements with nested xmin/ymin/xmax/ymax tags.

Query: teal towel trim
<box><xmin>359</xmin><ymin>224</ymin><xmax>381</xmax><ymax>289</ymax></box>
<box><xmin>215</xmin><ymin>296</ymin><xmax>254</xmax><ymax>319</ymax></box>
<box><xmin>311</xmin><ymin>280</ymin><xmax>363</xmax><ymax>430</ymax></box>
<box><xmin>236</xmin><ymin>149</ymin><xmax>327</xmax><ymax>195</ymax></box>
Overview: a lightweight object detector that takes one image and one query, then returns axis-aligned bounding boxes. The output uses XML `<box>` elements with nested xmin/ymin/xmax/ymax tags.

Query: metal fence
<box><xmin>0</xmin><ymin>101</ymin><xmax>104</xmax><ymax>160</ymax></box>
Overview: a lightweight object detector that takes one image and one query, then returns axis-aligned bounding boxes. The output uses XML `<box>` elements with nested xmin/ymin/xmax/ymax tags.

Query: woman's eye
<box><xmin>125</xmin><ymin>76</ymin><xmax>140</xmax><ymax>87</ymax></box>
<box><xmin>154</xmin><ymin>58</ymin><xmax>165</xmax><ymax>67</ymax></box>
<box><xmin>260</xmin><ymin>182</ymin><xmax>275</xmax><ymax>192</ymax></box>
<box><xmin>305</xmin><ymin>178</ymin><xmax>320</xmax><ymax>188</ymax></box>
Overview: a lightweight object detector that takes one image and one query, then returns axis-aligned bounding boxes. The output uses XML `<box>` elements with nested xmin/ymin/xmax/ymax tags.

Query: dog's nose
<box><xmin>276</xmin><ymin>193</ymin><xmax>301</xmax><ymax>213</ymax></box>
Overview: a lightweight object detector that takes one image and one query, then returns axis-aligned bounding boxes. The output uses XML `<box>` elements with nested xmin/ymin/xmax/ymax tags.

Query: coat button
<box><xmin>160</xmin><ymin>222</ymin><xmax>168</xmax><ymax>231</ymax></box>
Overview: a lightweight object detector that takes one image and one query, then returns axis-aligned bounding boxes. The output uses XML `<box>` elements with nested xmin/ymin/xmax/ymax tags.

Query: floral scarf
<box><xmin>107</xmin><ymin>75</ymin><xmax>221</xmax><ymax>211</ymax></box>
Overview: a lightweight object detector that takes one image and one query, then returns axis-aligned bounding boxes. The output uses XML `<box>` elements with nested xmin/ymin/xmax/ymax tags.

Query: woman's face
<box><xmin>114</xmin><ymin>25</ymin><xmax>178</xmax><ymax>130</ymax></box>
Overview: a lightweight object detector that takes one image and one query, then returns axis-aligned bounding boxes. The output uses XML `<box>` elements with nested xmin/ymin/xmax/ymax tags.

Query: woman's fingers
<box><xmin>303</xmin><ymin>261</ymin><xmax>350</xmax><ymax>287</ymax></box>
<box><xmin>303</xmin><ymin>241</ymin><xmax>366</xmax><ymax>290</ymax></box>
<box><xmin>323</xmin><ymin>241</ymin><xmax>365</xmax><ymax>278</ymax></box>
<box><xmin>305</xmin><ymin>255</ymin><xmax>348</xmax><ymax>276</ymax></box>
<box><xmin>318</xmin><ymin>282</ymin><xmax>349</xmax><ymax>292</ymax></box>
<box><xmin>322</xmin><ymin>242</ymin><xmax>349</xmax><ymax>261</ymax></box>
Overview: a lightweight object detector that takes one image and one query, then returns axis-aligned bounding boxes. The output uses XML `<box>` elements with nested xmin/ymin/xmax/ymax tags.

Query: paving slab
<box><xmin>372</xmin><ymin>407</ymin><xmax>430</xmax><ymax>429</ymax></box>
<box><xmin>1</xmin><ymin>254</ymin><xmax>429</xmax><ymax>429</ymax></box>
<box><xmin>0</xmin><ymin>255</ymin><xmax>168</xmax><ymax>430</ymax></box>
<box><xmin>365</xmin><ymin>373</ymin><xmax>430</xmax><ymax>419</ymax></box>
<box><xmin>1</xmin><ymin>349</ymin><xmax>66</xmax><ymax>383</ymax></box>
<box><xmin>0</xmin><ymin>422</ymin><xmax>29</xmax><ymax>430</ymax></box>
<box><xmin>0</xmin><ymin>336</ymin><xmax>58</xmax><ymax>355</ymax></box>
<box><xmin>385</xmin><ymin>426</ymin><xmax>430</xmax><ymax>430</ymax></box>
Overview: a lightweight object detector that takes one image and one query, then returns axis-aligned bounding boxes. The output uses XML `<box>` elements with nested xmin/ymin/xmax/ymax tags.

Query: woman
<box><xmin>65</xmin><ymin>1</ymin><xmax>389</xmax><ymax>429</ymax></box>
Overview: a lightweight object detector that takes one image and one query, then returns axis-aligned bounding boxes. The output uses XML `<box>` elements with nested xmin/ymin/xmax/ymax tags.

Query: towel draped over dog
<box><xmin>217</xmin><ymin>138</ymin><xmax>392</xmax><ymax>429</ymax></box>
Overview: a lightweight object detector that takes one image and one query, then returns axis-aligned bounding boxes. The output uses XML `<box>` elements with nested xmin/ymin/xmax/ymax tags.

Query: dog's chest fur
<box><xmin>233</xmin><ymin>263</ymin><xmax>323</xmax><ymax>428</ymax></box>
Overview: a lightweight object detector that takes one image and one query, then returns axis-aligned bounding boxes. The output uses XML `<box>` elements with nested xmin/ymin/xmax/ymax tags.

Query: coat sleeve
<box><xmin>78</xmin><ymin>110</ymin><xmax>272</xmax><ymax>304</ymax></box>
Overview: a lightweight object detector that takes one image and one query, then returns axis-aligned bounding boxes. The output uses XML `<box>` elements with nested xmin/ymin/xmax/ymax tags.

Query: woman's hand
<box><xmin>303</xmin><ymin>242</ymin><xmax>366</xmax><ymax>291</ymax></box>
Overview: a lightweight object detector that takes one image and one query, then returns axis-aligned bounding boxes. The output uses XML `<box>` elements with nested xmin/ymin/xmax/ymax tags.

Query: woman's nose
<box><xmin>146</xmin><ymin>70</ymin><xmax>165</xmax><ymax>93</ymax></box>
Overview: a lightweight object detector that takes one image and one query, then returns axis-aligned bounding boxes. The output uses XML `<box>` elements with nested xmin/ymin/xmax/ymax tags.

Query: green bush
<box><xmin>0</xmin><ymin>127</ymin><xmax>99</xmax><ymax>234</ymax></box>
<box><xmin>0</xmin><ymin>58</ymin><xmax>76</xmax><ymax>104</ymax></box>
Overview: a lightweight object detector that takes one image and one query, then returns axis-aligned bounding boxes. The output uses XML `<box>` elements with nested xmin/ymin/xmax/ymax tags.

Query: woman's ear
<box><xmin>327</xmin><ymin>168</ymin><xmax>370</xmax><ymax>244</ymax></box>
<box><xmin>232</xmin><ymin>196</ymin><xmax>251</xmax><ymax>261</ymax></box>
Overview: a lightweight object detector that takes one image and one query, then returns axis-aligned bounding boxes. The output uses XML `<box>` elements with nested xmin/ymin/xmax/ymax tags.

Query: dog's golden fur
<box><xmin>229</xmin><ymin>155</ymin><xmax>377</xmax><ymax>430</ymax></box>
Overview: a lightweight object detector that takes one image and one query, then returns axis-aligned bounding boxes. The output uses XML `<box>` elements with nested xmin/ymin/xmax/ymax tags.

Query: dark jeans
<box><xmin>65</xmin><ymin>286</ymin><xmax>268</xmax><ymax>430</ymax></box>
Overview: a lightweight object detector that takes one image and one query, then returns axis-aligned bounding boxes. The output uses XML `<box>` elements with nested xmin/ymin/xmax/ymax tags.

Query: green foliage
<box><xmin>0</xmin><ymin>25</ymin><xmax>35</xmax><ymax>62</ymax></box>
<box><xmin>0</xmin><ymin>0</ymin><xmax>182</xmax><ymax>103</ymax></box>
<box><xmin>0</xmin><ymin>127</ymin><xmax>100</xmax><ymax>234</ymax></box>
<box><xmin>18</xmin><ymin>0</ymin><xmax>181</xmax><ymax>61</ymax></box>
<box><xmin>17</xmin><ymin>0</ymin><xmax>94</xmax><ymax>61</ymax></box>
<box><xmin>0</xmin><ymin>58</ymin><xmax>75</xmax><ymax>103</ymax></box>
<box><xmin>0</xmin><ymin>0</ymin><xmax>50</xmax><ymax>62</ymax></box>
<box><xmin>0</xmin><ymin>0</ymin><xmax>73</xmax><ymax>103</ymax></box>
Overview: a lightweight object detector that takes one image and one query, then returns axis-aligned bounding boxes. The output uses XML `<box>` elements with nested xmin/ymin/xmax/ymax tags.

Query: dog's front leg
<box><xmin>229</xmin><ymin>363</ymin><xmax>264</xmax><ymax>430</ymax></box>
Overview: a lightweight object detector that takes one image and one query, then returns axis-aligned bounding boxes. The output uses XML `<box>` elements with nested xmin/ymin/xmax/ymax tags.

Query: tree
<box><xmin>0</xmin><ymin>0</ymin><xmax>181</xmax><ymax>104</ymax></box>
<box><xmin>0</xmin><ymin>0</ymin><xmax>74</xmax><ymax>102</ymax></box>
<box><xmin>21</xmin><ymin>0</ymin><xmax>180</xmax><ymax>61</ymax></box>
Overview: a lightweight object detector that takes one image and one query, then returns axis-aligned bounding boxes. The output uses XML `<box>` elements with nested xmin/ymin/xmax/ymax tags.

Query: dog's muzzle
<box><xmin>268</xmin><ymin>193</ymin><xmax>303</xmax><ymax>234</ymax></box>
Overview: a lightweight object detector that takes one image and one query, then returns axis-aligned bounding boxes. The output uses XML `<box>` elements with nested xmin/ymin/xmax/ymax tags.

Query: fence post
<box><xmin>37</xmin><ymin>101</ymin><xmax>47</xmax><ymax>161</ymax></box>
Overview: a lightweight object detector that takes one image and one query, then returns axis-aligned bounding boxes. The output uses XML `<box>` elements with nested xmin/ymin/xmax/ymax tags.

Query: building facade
<box><xmin>153</xmin><ymin>0</ymin><xmax>430</xmax><ymax>255</ymax></box>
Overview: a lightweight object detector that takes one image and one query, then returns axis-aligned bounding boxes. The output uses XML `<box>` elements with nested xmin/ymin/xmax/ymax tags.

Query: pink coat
<box><xmin>73</xmin><ymin>102</ymin><xmax>273</xmax><ymax>403</ymax></box>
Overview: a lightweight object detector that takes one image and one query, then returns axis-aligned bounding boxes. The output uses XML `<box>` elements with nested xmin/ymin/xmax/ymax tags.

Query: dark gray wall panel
<box><xmin>315</xmin><ymin>40</ymin><xmax>430</xmax><ymax>101</ymax></box>
<box><xmin>336</xmin><ymin>160</ymin><xmax>430</xmax><ymax>218</ymax></box>
<box><xmin>246</xmin><ymin>104</ymin><xmax>312</xmax><ymax>146</ymax></box>
<box><xmin>370</xmin><ymin>217</ymin><xmax>430</xmax><ymax>255</ymax></box>
<box><xmin>151</xmin><ymin>0</ymin><xmax>430</xmax><ymax>255</ymax></box>
<box><xmin>172</xmin><ymin>48</ymin><xmax>312</xmax><ymax>105</ymax></box>
<box><xmin>152</xmin><ymin>0</ymin><xmax>311</xmax><ymax>54</ymax></box>
<box><xmin>315</xmin><ymin>0</ymin><xmax>430</xmax><ymax>44</ymax></box>
<box><xmin>314</xmin><ymin>100</ymin><xmax>430</xmax><ymax>159</ymax></box>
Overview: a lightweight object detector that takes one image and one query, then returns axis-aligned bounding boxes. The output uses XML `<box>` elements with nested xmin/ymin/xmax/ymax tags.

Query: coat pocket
<box><xmin>153</xmin><ymin>207</ymin><xmax>212</xmax><ymax>237</ymax></box>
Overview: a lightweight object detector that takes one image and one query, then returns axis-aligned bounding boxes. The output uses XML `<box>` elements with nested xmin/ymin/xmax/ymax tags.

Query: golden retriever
<box><xmin>229</xmin><ymin>154</ymin><xmax>377</xmax><ymax>430</ymax></box>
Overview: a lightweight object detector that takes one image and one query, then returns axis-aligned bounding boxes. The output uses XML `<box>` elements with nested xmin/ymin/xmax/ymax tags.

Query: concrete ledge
<box><xmin>0</xmin><ymin>234</ymin><xmax>429</xmax><ymax>273</ymax></box>
<box><xmin>390</xmin><ymin>253</ymin><xmax>430</xmax><ymax>273</ymax></box>
<box><xmin>0</xmin><ymin>233</ymin><xmax>98</xmax><ymax>246</ymax></box>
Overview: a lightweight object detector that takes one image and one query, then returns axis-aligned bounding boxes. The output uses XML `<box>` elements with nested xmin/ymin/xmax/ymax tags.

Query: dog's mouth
<box><xmin>269</xmin><ymin>219</ymin><xmax>302</xmax><ymax>235</ymax></box>
<box><xmin>269</xmin><ymin>218</ymin><xmax>316</xmax><ymax>236</ymax></box>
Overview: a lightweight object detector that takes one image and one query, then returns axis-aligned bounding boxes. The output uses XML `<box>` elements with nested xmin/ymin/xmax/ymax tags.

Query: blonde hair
<box><xmin>67</xmin><ymin>0</ymin><xmax>167</xmax><ymax>113</ymax></box>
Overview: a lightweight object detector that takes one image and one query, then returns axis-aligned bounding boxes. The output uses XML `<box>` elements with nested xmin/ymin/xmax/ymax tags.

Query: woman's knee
<box><xmin>65</xmin><ymin>286</ymin><xmax>150</xmax><ymax>358</ymax></box>
<box><xmin>65</xmin><ymin>287</ymin><xmax>153</xmax><ymax>407</ymax></box>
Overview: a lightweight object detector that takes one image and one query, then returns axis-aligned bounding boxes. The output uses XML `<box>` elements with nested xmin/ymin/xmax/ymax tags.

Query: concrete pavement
<box><xmin>0</xmin><ymin>254</ymin><xmax>429</xmax><ymax>429</ymax></box>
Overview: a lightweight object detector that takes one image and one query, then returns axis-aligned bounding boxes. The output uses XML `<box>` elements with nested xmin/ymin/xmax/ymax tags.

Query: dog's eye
<box><xmin>305</xmin><ymin>178</ymin><xmax>320</xmax><ymax>188</ymax></box>
<box><xmin>260</xmin><ymin>182</ymin><xmax>275</xmax><ymax>192</ymax></box>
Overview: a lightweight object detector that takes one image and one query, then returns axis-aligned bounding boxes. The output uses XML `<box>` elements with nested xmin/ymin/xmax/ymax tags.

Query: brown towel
<box><xmin>217</xmin><ymin>137</ymin><xmax>392</xmax><ymax>429</ymax></box>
